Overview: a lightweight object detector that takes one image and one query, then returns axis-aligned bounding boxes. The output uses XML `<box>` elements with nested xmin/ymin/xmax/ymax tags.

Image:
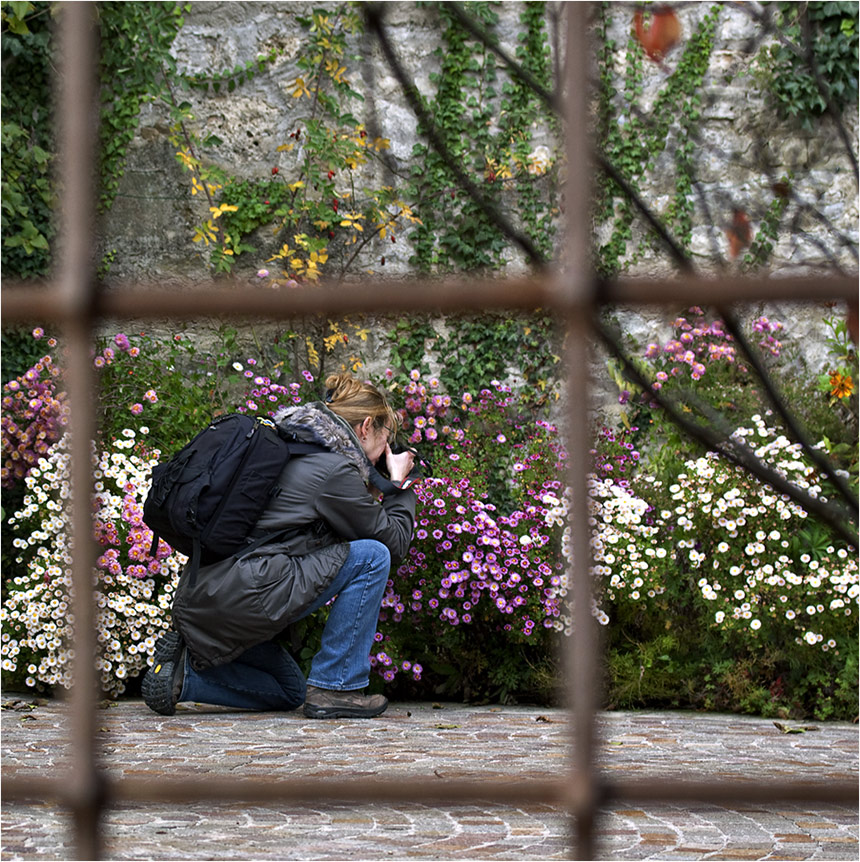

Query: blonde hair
<box><xmin>324</xmin><ymin>373</ymin><xmax>400</xmax><ymax>434</ymax></box>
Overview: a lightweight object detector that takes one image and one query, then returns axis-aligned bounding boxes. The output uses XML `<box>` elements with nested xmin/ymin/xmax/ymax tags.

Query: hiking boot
<box><xmin>303</xmin><ymin>685</ymin><xmax>388</xmax><ymax>719</ymax></box>
<box><xmin>142</xmin><ymin>631</ymin><xmax>186</xmax><ymax>716</ymax></box>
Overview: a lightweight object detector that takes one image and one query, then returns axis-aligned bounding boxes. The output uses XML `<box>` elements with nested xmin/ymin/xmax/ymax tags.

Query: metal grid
<box><xmin>2</xmin><ymin>4</ymin><xmax>856</xmax><ymax>860</ymax></box>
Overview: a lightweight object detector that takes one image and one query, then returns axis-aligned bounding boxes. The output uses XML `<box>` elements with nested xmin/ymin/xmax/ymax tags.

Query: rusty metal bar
<box><xmin>1</xmin><ymin>273</ymin><xmax>857</xmax><ymax>324</ymax></box>
<box><xmin>5</xmin><ymin>774</ymin><xmax>855</xmax><ymax>808</ymax></box>
<box><xmin>561</xmin><ymin>3</ymin><xmax>600</xmax><ymax>861</ymax></box>
<box><xmin>55</xmin><ymin>3</ymin><xmax>103</xmax><ymax>859</ymax></box>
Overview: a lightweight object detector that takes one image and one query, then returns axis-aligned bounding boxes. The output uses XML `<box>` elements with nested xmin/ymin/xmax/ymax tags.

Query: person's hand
<box><xmin>385</xmin><ymin>444</ymin><xmax>415</xmax><ymax>484</ymax></box>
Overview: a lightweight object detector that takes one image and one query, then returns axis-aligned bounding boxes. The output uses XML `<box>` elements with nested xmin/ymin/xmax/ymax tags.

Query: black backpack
<box><xmin>143</xmin><ymin>414</ymin><xmax>321</xmax><ymax>581</ymax></box>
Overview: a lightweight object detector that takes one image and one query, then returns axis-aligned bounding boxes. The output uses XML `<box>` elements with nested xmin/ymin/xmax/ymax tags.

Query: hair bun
<box><xmin>322</xmin><ymin>372</ymin><xmax>400</xmax><ymax>435</ymax></box>
<box><xmin>324</xmin><ymin>372</ymin><xmax>363</xmax><ymax>403</ymax></box>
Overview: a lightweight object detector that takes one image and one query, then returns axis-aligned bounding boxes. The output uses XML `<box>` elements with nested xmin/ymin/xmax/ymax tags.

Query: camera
<box><xmin>390</xmin><ymin>439</ymin><xmax>431</xmax><ymax>480</ymax></box>
<box><xmin>367</xmin><ymin>437</ymin><xmax>432</xmax><ymax>494</ymax></box>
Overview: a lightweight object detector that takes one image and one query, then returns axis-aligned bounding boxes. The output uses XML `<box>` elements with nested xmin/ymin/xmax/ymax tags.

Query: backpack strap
<box><xmin>180</xmin><ymin>435</ymin><xmax>326</xmax><ymax>583</ymax></box>
<box><xmin>197</xmin><ymin>418</ymin><xmax>269</xmax><ymax>550</ymax></box>
<box><xmin>186</xmin><ymin>538</ymin><xmax>202</xmax><ymax>588</ymax></box>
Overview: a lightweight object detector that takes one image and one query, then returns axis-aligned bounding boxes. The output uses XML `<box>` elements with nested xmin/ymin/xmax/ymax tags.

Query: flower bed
<box><xmin>1</xmin><ymin>317</ymin><xmax>857</xmax><ymax>717</ymax></box>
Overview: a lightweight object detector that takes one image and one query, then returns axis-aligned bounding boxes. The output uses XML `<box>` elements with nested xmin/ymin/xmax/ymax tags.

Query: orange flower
<box><xmin>829</xmin><ymin>371</ymin><xmax>854</xmax><ymax>399</ymax></box>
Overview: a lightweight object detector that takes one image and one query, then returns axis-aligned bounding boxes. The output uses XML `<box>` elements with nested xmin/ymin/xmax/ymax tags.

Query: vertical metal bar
<box><xmin>560</xmin><ymin>3</ymin><xmax>599</xmax><ymax>859</ymax></box>
<box><xmin>57</xmin><ymin>3</ymin><xmax>103</xmax><ymax>859</ymax></box>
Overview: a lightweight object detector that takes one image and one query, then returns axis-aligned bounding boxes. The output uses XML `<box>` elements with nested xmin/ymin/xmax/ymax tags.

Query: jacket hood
<box><xmin>273</xmin><ymin>401</ymin><xmax>371</xmax><ymax>483</ymax></box>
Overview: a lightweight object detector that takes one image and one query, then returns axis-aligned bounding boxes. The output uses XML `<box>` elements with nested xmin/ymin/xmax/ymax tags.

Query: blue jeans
<box><xmin>178</xmin><ymin>539</ymin><xmax>391</xmax><ymax>710</ymax></box>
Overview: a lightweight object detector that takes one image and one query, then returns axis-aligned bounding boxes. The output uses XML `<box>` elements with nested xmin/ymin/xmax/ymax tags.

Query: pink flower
<box><xmin>130</xmin><ymin>403</ymin><xmax>144</xmax><ymax>415</ymax></box>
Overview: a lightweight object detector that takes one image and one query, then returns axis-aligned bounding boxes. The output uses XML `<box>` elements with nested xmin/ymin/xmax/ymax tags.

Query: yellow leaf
<box><xmin>288</xmin><ymin>181</ymin><xmax>305</xmax><ymax>192</ymax></box>
<box><xmin>373</xmin><ymin>137</ymin><xmax>390</xmax><ymax>151</ymax></box>
<box><xmin>291</xmin><ymin>77</ymin><xmax>311</xmax><ymax>99</ymax></box>
<box><xmin>277</xmin><ymin>142</ymin><xmax>295</xmax><ymax>152</ymax></box>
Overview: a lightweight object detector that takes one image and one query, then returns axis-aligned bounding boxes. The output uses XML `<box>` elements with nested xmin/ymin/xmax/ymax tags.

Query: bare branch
<box><xmin>363</xmin><ymin>3</ymin><xmax>547</xmax><ymax>269</ymax></box>
<box><xmin>718</xmin><ymin>307</ymin><xmax>859</xmax><ymax>513</ymax></box>
<box><xmin>595</xmin><ymin>313</ymin><xmax>858</xmax><ymax>547</ymax></box>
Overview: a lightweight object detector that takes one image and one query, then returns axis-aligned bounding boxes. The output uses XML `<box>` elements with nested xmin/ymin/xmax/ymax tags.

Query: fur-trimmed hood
<box><xmin>273</xmin><ymin>401</ymin><xmax>371</xmax><ymax>483</ymax></box>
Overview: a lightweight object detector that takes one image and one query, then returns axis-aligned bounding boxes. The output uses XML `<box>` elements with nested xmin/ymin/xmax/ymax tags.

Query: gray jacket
<box><xmin>171</xmin><ymin>402</ymin><xmax>416</xmax><ymax>669</ymax></box>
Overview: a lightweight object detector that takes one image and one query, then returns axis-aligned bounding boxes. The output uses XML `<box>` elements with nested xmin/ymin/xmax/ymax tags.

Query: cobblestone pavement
<box><xmin>2</xmin><ymin>697</ymin><xmax>857</xmax><ymax>860</ymax></box>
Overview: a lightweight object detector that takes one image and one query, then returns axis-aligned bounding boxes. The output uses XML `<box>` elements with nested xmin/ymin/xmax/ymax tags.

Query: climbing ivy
<box><xmin>595</xmin><ymin>3</ymin><xmax>721</xmax><ymax>275</ymax></box>
<box><xmin>742</xmin><ymin>175</ymin><xmax>792</xmax><ymax>272</ymax></box>
<box><xmin>1</xmin><ymin>1</ymin><xmax>54</xmax><ymax>277</ymax></box>
<box><xmin>407</xmin><ymin>1</ymin><xmax>558</xmax><ymax>272</ymax></box>
<box><xmin>756</xmin><ymin>1</ymin><xmax>859</xmax><ymax>131</ymax></box>
<box><xmin>0</xmin><ymin>1</ymin><xmax>193</xmax><ymax>279</ymax></box>
<box><xmin>96</xmin><ymin>3</ymin><xmax>189</xmax><ymax>212</ymax></box>
<box><xmin>385</xmin><ymin>311</ymin><xmax>561</xmax><ymax>413</ymax></box>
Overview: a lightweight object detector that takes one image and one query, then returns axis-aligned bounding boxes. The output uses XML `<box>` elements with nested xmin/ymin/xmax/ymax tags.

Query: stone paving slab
<box><xmin>2</xmin><ymin>697</ymin><xmax>857</xmax><ymax>860</ymax></box>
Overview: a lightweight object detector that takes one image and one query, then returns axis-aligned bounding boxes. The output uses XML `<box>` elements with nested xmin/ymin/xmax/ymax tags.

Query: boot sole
<box><xmin>303</xmin><ymin>701</ymin><xmax>388</xmax><ymax>719</ymax></box>
<box><xmin>142</xmin><ymin>631</ymin><xmax>184</xmax><ymax>716</ymax></box>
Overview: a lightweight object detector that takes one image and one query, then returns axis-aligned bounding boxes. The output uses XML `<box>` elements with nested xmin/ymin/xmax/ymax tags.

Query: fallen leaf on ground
<box><xmin>773</xmin><ymin>721</ymin><xmax>820</xmax><ymax>734</ymax></box>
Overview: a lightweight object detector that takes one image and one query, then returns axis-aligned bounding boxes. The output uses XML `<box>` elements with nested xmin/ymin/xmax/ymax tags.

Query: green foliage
<box><xmin>589</xmin><ymin>416</ymin><xmax>858</xmax><ymax>720</ymax></box>
<box><xmin>407</xmin><ymin>1</ymin><xmax>558</xmax><ymax>272</ymax></box>
<box><xmin>742</xmin><ymin>177</ymin><xmax>792</xmax><ymax>271</ymax></box>
<box><xmin>1</xmin><ymin>1</ymin><xmax>191</xmax><ymax>277</ymax></box>
<box><xmin>1</xmin><ymin>325</ymin><xmax>51</xmax><ymax>382</ymax></box>
<box><xmin>1</xmin><ymin>1</ymin><xmax>54</xmax><ymax>277</ymax></box>
<box><xmin>96</xmin><ymin>2</ymin><xmax>189</xmax><ymax>212</ymax></box>
<box><xmin>92</xmin><ymin>328</ymin><xmax>236</xmax><ymax>454</ymax></box>
<box><xmin>384</xmin><ymin>311</ymin><xmax>561</xmax><ymax>416</ymax></box>
<box><xmin>596</xmin><ymin>4</ymin><xmax>721</xmax><ymax>275</ymax></box>
<box><xmin>757</xmin><ymin>1</ymin><xmax>859</xmax><ymax>131</ymax></box>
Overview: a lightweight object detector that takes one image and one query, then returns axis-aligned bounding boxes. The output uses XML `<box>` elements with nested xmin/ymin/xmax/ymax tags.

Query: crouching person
<box><xmin>142</xmin><ymin>373</ymin><xmax>416</xmax><ymax>719</ymax></box>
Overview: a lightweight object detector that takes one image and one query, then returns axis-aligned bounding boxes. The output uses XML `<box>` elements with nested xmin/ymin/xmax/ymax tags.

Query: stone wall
<box><xmin>99</xmin><ymin>1</ymin><xmax>857</xmax><ymax>282</ymax></box>
<box><xmin>95</xmin><ymin>2</ymin><xmax>858</xmax><ymax>412</ymax></box>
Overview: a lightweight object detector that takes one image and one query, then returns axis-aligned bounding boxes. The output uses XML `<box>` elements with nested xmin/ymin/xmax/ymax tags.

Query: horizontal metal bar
<box><xmin>1</xmin><ymin>273</ymin><xmax>855</xmax><ymax>323</ymax></box>
<box><xmin>4</xmin><ymin>774</ymin><xmax>856</xmax><ymax>809</ymax></box>
<box><xmin>605</xmin><ymin>274</ymin><xmax>858</xmax><ymax>306</ymax></box>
